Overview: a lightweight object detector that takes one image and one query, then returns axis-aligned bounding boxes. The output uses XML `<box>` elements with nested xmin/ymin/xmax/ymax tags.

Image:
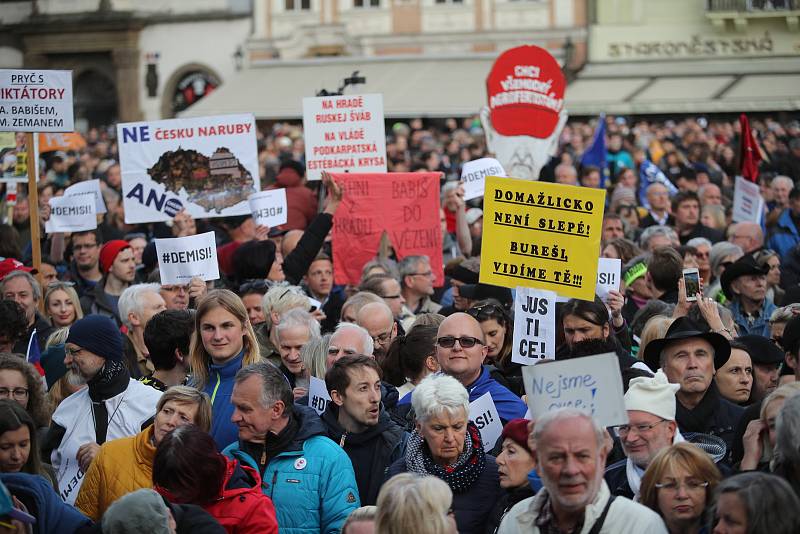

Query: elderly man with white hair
<box><xmin>498</xmin><ymin>408</ymin><xmax>667</xmax><ymax>534</ymax></box>
<box><xmin>604</xmin><ymin>371</ymin><xmax>681</xmax><ymax>499</ymax></box>
<box><xmin>117</xmin><ymin>283</ymin><xmax>166</xmax><ymax>378</ymax></box>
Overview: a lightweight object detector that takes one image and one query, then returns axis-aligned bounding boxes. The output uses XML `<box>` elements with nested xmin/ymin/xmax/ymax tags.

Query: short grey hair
<box><xmin>772</xmin><ymin>175</ymin><xmax>794</xmax><ymax>190</ymax></box>
<box><xmin>398</xmin><ymin>255</ymin><xmax>430</xmax><ymax>287</ymax></box>
<box><xmin>686</xmin><ymin>237</ymin><xmax>712</xmax><ymax>250</ymax></box>
<box><xmin>0</xmin><ymin>270</ymin><xmax>41</xmax><ymax>301</ymax></box>
<box><xmin>234</xmin><ymin>361</ymin><xmax>293</xmax><ymax>415</ymax></box>
<box><xmin>341</xmin><ymin>292</ymin><xmax>383</xmax><ymax>322</ymax></box>
<box><xmin>411</xmin><ymin>374</ymin><xmax>469</xmax><ymax>423</ymax></box>
<box><xmin>554</xmin><ymin>163</ymin><xmax>577</xmax><ymax>178</ymax></box>
<box><xmin>275</xmin><ymin>308</ymin><xmax>320</xmax><ymax>342</ymax></box>
<box><xmin>710</xmin><ymin>241</ymin><xmax>744</xmax><ymax>277</ymax></box>
<box><xmin>532</xmin><ymin>407</ymin><xmax>605</xmax><ymax>450</ymax></box>
<box><xmin>639</xmin><ymin>225</ymin><xmax>679</xmax><ymax>250</ymax></box>
<box><xmin>361</xmin><ymin>258</ymin><xmax>399</xmax><ymax>281</ymax></box>
<box><xmin>262</xmin><ymin>284</ymin><xmax>309</xmax><ymax>328</ymax></box>
<box><xmin>775</xmin><ymin>394</ymin><xmax>800</xmax><ymax>470</ymax></box>
<box><xmin>118</xmin><ymin>283</ymin><xmax>162</xmax><ymax>330</ymax></box>
<box><xmin>330</xmin><ymin>322</ymin><xmax>374</xmax><ymax>356</ymax></box>
<box><xmin>771</xmin><ymin>304</ymin><xmax>800</xmax><ymax>325</ymax></box>
<box><xmin>301</xmin><ymin>333</ymin><xmax>329</xmax><ymax>380</ymax></box>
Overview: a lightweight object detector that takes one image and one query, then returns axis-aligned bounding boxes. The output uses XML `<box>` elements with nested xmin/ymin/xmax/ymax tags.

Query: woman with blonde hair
<box><xmin>43</xmin><ymin>281</ymin><xmax>83</xmax><ymax>327</ymax></box>
<box><xmin>376</xmin><ymin>473</ymin><xmax>456</xmax><ymax>534</ymax></box>
<box><xmin>640</xmin><ymin>442</ymin><xmax>722</xmax><ymax>534</ymax></box>
<box><xmin>189</xmin><ymin>289</ymin><xmax>260</xmax><ymax>449</ymax></box>
<box><xmin>638</xmin><ymin>315</ymin><xmax>674</xmax><ymax>361</ymax></box>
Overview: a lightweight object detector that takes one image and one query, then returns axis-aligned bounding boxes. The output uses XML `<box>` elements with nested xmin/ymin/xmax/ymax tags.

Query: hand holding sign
<box><xmin>155</xmin><ymin>231</ymin><xmax>220</xmax><ymax>285</ymax></box>
<box><xmin>512</xmin><ymin>287</ymin><xmax>556</xmax><ymax>365</ymax></box>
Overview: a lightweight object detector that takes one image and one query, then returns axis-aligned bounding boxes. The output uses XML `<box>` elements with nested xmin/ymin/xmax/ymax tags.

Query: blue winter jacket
<box><xmin>768</xmin><ymin>208</ymin><xmax>800</xmax><ymax>260</ymax></box>
<box><xmin>399</xmin><ymin>367</ymin><xmax>528</xmax><ymax>423</ymax></box>
<box><xmin>1</xmin><ymin>472</ymin><xmax>92</xmax><ymax>534</ymax></box>
<box><xmin>202</xmin><ymin>350</ymin><xmax>245</xmax><ymax>450</ymax></box>
<box><xmin>223</xmin><ymin>405</ymin><xmax>360</xmax><ymax>534</ymax></box>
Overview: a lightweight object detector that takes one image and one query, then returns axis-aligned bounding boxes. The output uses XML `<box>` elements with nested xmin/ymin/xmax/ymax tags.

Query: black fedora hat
<box><xmin>458</xmin><ymin>283</ymin><xmax>513</xmax><ymax>306</ymax></box>
<box><xmin>736</xmin><ymin>334</ymin><xmax>785</xmax><ymax>365</ymax></box>
<box><xmin>642</xmin><ymin>316</ymin><xmax>731</xmax><ymax>372</ymax></box>
<box><xmin>720</xmin><ymin>255</ymin><xmax>769</xmax><ymax>301</ymax></box>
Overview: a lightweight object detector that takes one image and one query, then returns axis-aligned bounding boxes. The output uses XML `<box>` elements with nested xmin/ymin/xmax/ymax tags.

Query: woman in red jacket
<box><xmin>152</xmin><ymin>425</ymin><xmax>278</xmax><ymax>534</ymax></box>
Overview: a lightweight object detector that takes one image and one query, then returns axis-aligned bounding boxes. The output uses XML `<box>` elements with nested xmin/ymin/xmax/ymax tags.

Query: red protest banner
<box><xmin>331</xmin><ymin>172</ymin><xmax>443</xmax><ymax>287</ymax></box>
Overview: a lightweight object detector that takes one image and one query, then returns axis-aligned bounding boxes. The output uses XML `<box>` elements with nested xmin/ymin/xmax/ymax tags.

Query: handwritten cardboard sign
<box><xmin>0</xmin><ymin>69</ymin><xmax>74</xmax><ymax>132</ymax></box>
<box><xmin>512</xmin><ymin>287</ymin><xmax>556</xmax><ymax>365</ymax></box>
<box><xmin>595</xmin><ymin>258</ymin><xmax>621</xmax><ymax>301</ymax></box>
<box><xmin>732</xmin><ymin>175</ymin><xmax>764</xmax><ymax>224</ymax></box>
<box><xmin>248</xmin><ymin>189</ymin><xmax>288</xmax><ymax>228</ymax></box>
<box><xmin>480</xmin><ymin>176</ymin><xmax>606</xmax><ymax>300</ymax></box>
<box><xmin>302</xmin><ymin>93</ymin><xmax>387</xmax><ymax>181</ymax></box>
<box><xmin>155</xmin><ymin>231</ymin><xmax>220</xmax><ymax>285</ymax></box>
<box><xmin>461</xmin><ymin>158</ymin><xmax>506</xmax><ymax>201</ymax></box>
<box><xmin>308</xmin><ymin>376</ymin><xmax>331</xmax><ymax>416</ymax></box>
<box><xmin>331</xmin><ymin>172</ymin><xmax>443</xmax><ymax>286</ymax></box>
<box><xmin>522</xmin><ymin>352</ymin><xmax>627</xmax><ymax>428</ymax></box>
<box><xmin>45</xmin><ymin>194</ymin><xmax>96</xmax><ymax>234</ymax></box>
<box><xmin>469</xmin><ymin>392</ymin><xmax>503</xmax><ymax>452</ymax></box>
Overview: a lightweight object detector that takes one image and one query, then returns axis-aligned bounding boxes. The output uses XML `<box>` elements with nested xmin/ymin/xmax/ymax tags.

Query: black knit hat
<box><xmin>66</xmin><ymin>314</ymin><xmax>123</xmax><ymax>362</ymax></box>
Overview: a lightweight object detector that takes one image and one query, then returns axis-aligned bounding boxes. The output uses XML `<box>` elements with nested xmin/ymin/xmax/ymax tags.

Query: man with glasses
<box><xmin>402</xmin><ymin>312</ymin><xmax>526</xmax><ymax>424</ymax></box>
<box><xmin>359</xmin><ymin>274</ymin><xmax>407</xmax><ymax>321</ymax></box>
<box><xmin>67</xmin><ymin>230</ymin><xmax>103</xmax><ymax>297</ymax></box>
<box><xmin>398</xmin><ymin>255</ymin><xmax>440</xmax><ymax>317</ymax></box>
<box><xmin>605</xmin><ymin>371</ymin><xmax>680</xmax><ymax>499</ymax></box>
<box><xmin>356</xmin><ymin>301</ymin><xmax>397</xmax><ymax>370</ymax></box>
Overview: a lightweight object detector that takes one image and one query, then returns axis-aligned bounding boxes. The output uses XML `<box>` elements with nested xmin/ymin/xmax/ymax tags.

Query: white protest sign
<box><xmin>512</xmin><ymin>287</ymin><xmax>556</xmax><ymax>365</ymax></box>
<box><xmin>732</xmin><ymin>175</ymin><xmax>764</xmax><ymax>224</ymax></box>
<box><xmin>461</xmin><ymin>158</ymin><xmax>506</xmax><ymax>201</ymax></box>
<box><xmin>45</xmin><ymin>194</ymin><xmax>96</xmax><ymax>234</ymax></box>
<box><xmin>248</xmin><ymin>189</ymin><xmax>288</xmax><ymax>228</ymax></box>
<box><xmin>64</xmin><ymin>179</ymin><xmax>107</xmax><ymax>214</ymax></box>
<box><xmin>469</xmin><ymin>392</ymin><xmax>503</xmax><ymax>451</ymax></box>
<box><xmin>155</xmin><ymin>231</ymin><xmax>219</xmax><ymax>285</ymax></box>
<box><xmin>302</xmin><ymin>93</ymin><xmax>387</xmax><ymax>181</ymax></box>
<box><xmin>118</xmin><ymin>114</ymin><xmax>259</xmax><ymax>224</ymax></box>
<box><xmin>0</xmin><ymin>70</ymin><xmax>74</xmax><ymax>132</ymax></box>
<box><xmin>595</xmin><ymin>258</ymin><xmax>621</xmax><ymax>301</ymax></box>
<box><xmin>522</xmin><ymin>352</ymin><xmax>628</xmax><ymax>428</ymax></box>
<box><xmin>308</xmin><ymin>376</ymin><xmax>331</xmax><ymax>416</ymax></box>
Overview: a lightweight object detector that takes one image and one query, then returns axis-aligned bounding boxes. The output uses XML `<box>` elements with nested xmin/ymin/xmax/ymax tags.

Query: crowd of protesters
<box><xmin>0</xmin><ymin>113</ymin><xmax>798</xmax><ymax>533</ymax></box>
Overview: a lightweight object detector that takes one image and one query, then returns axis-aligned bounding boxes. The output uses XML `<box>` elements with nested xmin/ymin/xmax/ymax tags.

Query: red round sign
<box><xmin>486</xmin><ymin>45</ymin><xmax>566</xmax><ymax>139</ymax></box>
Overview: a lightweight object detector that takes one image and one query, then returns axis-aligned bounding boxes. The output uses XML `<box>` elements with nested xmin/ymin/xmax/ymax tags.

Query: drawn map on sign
<box><xmin>147</xmin><ymin>147</ymin><xmax>255</xmax><ymax>213</ymax></box>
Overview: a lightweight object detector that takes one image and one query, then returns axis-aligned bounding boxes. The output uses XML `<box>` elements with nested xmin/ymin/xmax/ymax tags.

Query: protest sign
<box><xmin>302</xmin><ymin>94</ymin><xmax>387</xmax><ymax>181</ymax></box>
<box><xmin>39</xmin><ymin>132</ymin><xmax>87</xmax><ymax>153</ymax></box>
<box><xmin>64</xmin><ymin>179</ymin><xmax>107</xmax><ymax>214</ymax></box>
<box><xmin>732</xmin><ymin>175</ymin><xmax>764</xmax><ymax>224</ymax></box>
<box><xmin>331</xmin><ymin>172</ymin><xmax>443</xmax><ymax>286</ymax></box>
<box><xmin>118</xmin><ymin>114</ymin><xmax>259</xmax><ymax>224</ymax></box>
<box><xmin>45</xmin><ymin>195</ymin><xmax>96</xmax><ymax>234</ymax></box>
<box><xmin>248</xmin><ymin>189</ymin><xmax>288</xmax><ymax>228</ymax></box>
<box><xmin>469</xmin><ymin>393</ymin><xmax>503</xmax><ymax>452</ymax></box>
<box><xmin>480</xmin><ymin>176</ymin><xmax>606</xmax><ymax>300</ymax></box>
<box><xmin>155</xmin><ymin>231</ymin><xmax>220</xmax><ymax>285</ymax></box>
<box><xmin>461</xmin><ymin>158</ymin><xmax>506</xmax><ymax>201</ymax></box>
<box><xmin>512</xmin><ymin>287</ymin><xmax>556</xmax><ymax>365</ymax></box>
<box><xmin>480</xmin><ymin>46</ymin><xmax>567</xmax><ymax>180</ymax></box>
<box><xmin>0</xmin><ymin>69</ymin><xmax>74</xmax><ymax>132</ymax></box>
<box><xmin>522</xmin><ymin>352</ymin><xmax>628</xmax><ymax>428</ymax></box>
<box><xmin>0</xmin><ymin>132</ymin><xmax>28</xmax><ymax>183</ymax></box>
<box><xmin>308</xmin><ymin>376</ymin><xmax>331</xmax><ymax>416</ymax></box>
<box><xmin>595</xmin><ymin>258</ymin><xmax>621</xmax><ymax>301</ymax></box>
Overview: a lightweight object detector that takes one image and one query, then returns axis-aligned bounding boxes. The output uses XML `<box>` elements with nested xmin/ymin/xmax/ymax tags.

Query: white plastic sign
<box><xmin>45</xmin><ymin>194</ymin><xmax>96</xmax><ymax>233</ymax></box>
<box><xmin>522</xmin><ymin>352</ymin><xmax>628</xmax><ymax>428</ymax></box>
<box><xmin>248</xmin><ymin>189</ymin><xmax>288</xmax><ymax>228</ymax></box>
<box><xmin>732</xmin><ymin>175</ymin><xmax>764</xmax><ymax>224</ymax></box>
<box><xmin>302</xmin><ymin>93</ymin><xmax>387</xmax><ymax>181</ymax></box>
<box><xmin>461</xmin><ymin>158</ymin><xmax>506</xmax><ymax>201</ymax></box>
<box><xmin>0</xmin><ymin>69</ymin><xmax>74</xmax><ymax>132</ymax></box>
<box><xmin>512</xmin><ymin>287</ymin><xmax>556</xmax><ymax>365</ymax></box>
<box><xmin>595</xmin><ymin>258</ymin><xmax>621</xmax><ymax>301</ymax></box>
<box><xmin>469</xmin><ymin>392</ymin><xmax>503</xmax><ymax>451</ymax></box>
<box><xmin>155</xmin><ymin>231</ymin><xmax>220</xmax><ymax>285</ymax></box>
<box><xmin>308</xmin><ymin>376</ymin><xmax>331</xmax><ymax>416</ymax></box>
<box><xmin>64</xmin><ymin>179</ymin><xmax>107</xmax><ymax>214</ymax></box>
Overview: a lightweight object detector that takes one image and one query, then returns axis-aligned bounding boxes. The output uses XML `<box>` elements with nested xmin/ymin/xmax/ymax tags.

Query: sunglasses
<box><xmin>467</xmin><ymin>303</ymin><xmax>504</xmax><ymax>320</ymax></box>
<box><xmin>436</xmin><ymin>336</ymin><xmax>483</xmax><ymax>349</ymax></box>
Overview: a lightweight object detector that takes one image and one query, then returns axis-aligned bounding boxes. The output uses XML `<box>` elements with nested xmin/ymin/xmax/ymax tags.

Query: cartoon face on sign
<box><xmin>480</xmin><ymin>45</ymin><xmax>568</xmax><ymax>181</ymax></box>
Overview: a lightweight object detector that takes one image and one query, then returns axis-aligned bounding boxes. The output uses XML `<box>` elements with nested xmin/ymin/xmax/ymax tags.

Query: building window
<box><xmin>354</xmin><ymin>0</ymin><xmax>381</xmax><ymax>6</ymax></box>
<box><xmin>286</xmin><ymin>0</ymin><xmax>311</xmax><ymax>10</ymax></box>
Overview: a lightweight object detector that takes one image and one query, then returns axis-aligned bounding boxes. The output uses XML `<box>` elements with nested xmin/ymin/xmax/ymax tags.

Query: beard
<box><xmin>66</xmin><ymin>367</ymin><xmax>87</xmax><ymax>387</ymax></box>
<box><xmin>539</xmin><ymin>459</ymin><xmax>604</xmax><ymax>513</ymax></box>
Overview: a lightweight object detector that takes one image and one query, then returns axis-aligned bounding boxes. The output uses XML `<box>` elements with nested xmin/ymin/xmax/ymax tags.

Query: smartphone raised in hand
<box><xmin>683</xmin><ymin>268</ymin><xmax>700</xmax><ymax>302</ymax></box>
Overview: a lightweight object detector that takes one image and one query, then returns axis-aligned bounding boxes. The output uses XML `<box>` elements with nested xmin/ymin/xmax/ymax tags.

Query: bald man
<box><xmin>356</xmin><ymin>301</ymin><xmax>397</xmax><ymax>365</ymax></box>
<box><xmin>729</xmin><ymin>222</ymin><xmax>764</xmax><ymax>254</ymax></box>
<box><xmin>398</xmin><ymin>312</ymin><xmax>527</xmax><ymax>423</ymax></box>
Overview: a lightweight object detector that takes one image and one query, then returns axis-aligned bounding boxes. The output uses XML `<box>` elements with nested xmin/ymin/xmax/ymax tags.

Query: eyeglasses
<box><xmin>613</xmin><ymin>420</ymin><xmax>667</xmax><ymax>438</ymax></box>
<box><xmin>409</xmin><ymin>271</ymin><xmax>434</xmax><ymax>278</ymax></box>
<box><xmin>655</xmin><ymin>479</ymin><xmax>709</xmax><ymax>493</ymax></box>
<box><xmin>162</xmin><ymin>284</ymin><xmax>189</xmax><ymax>293</ymax></box>
<box><xmin>382</xmin><ymin>294</ymin><xmax>402</xmax><ymax>300</ymax></box>
<box><xmin>0</xmin><ymin>387</ymin><xmax>29</xmax><ymax>401</ymax></box>
<box><xmin>47</xmin><ymin>281</ymin><xmax>75</xmax><ymax>289</ymax></box>
<box><xmin>66</xmin><ymin>346</ymin><xmax>84</xmax><ymax>358</ymax></box>
<box><xmin>372</xmin><ymin>329</ymin><xmax>394</xmax><ymax>345</ymax></box>
<box><xmin>436</xmin><ymin>336</ymin><xmax>483</xmax><ymax>349</ymax></box>
<box><xmin>467</xmin><ymin>303</ymin><xmax>504</xmax><ymax>320</ymax></box>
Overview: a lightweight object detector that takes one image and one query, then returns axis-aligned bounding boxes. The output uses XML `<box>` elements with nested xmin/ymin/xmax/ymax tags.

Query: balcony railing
<box><xmin>707</xmin><ymin>0</ymin><xmax>797</xmax><ymax>11</ymax></box>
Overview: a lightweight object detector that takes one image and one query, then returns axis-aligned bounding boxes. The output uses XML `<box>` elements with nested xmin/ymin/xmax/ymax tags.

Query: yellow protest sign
<box><xmin>480</xmin><ymin>176</ymin><xmax>606</xmax><ymax>301</ymax></box>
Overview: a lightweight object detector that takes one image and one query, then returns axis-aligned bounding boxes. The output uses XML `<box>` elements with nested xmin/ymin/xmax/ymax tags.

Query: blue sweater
<box><xmin>1</xmin><ymin>472</ymin><xmax>92</xmax><ymax>534</ymax></box>
<box><xmin>202</xmin><ymin>351</ymin><xmax>245</xmax><ymax>451</ymax></box>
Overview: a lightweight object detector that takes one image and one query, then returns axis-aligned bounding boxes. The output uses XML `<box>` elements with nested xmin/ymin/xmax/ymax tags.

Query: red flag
<box><xmin>739</xmin><ymin>113</ymin><xmax>761</xmax><ymax>183</ymax></box>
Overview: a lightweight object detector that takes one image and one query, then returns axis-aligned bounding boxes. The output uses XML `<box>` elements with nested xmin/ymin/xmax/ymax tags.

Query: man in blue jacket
<box><xmin>768</xmin><ymin>186</ymin><xmax>800</xmax><ymax>260</ymax></box>
<box><xmin>224</xmin><ymin>362</ymin><xmax>359</xmax><ymax>534</ymax></box>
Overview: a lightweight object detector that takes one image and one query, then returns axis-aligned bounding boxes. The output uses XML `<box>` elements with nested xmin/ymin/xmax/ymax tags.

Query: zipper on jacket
<box><xmin>270</xmin><ymin>470</ymin><xmax>278</xmax><ymax>499</ymax></box>
<box><xmin>339</xmin><ymin>432</ymin><xmax>347</xmax><ymax>447</ymax></box>
<box><xmin>210</xmin><ymin>372</ymin><xmax>222</xmax><ymax>404</ymax></box>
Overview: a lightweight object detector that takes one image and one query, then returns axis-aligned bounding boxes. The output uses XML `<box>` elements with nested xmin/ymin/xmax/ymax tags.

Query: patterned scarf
<box><xmin>405</xmin><ymin>422</ymin><xmax>486</xmax><ymax>494</ymax></box>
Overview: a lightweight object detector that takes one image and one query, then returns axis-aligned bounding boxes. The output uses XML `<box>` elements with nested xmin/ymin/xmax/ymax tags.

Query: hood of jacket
<box><xmin>1</xmin><ymin>472</ymin><xmax>92</xmax><ymax>534</ymax></box>
<box><xmin>286</xmin><ymin>404</ymin><xmax>328</xmax><ymax>452</ymax></box>
<box><xmin>320</xmin><ymin>404</ymin><xmax>394</xmax><ymax>446</ymax></box>
<box><xmin>217</xmin><ymin>457</ymin><xmax>262</xmax><ymax>500</ymax></box>
<box><xmin>135</xmin><ymin>425</ymin><xmax>158</xmax><ymax>467</ymax></box>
